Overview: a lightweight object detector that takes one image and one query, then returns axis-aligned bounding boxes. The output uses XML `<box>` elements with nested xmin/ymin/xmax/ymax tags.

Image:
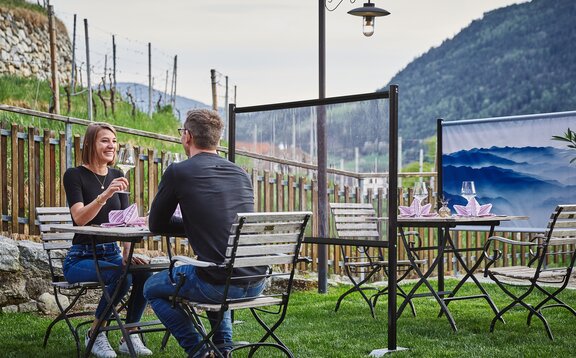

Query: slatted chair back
<box><xmin>330</xmin><ymin>202</ymin><xmax>380</xmax><ymax>240</ymax></box>
<box><xmin>169</xmin><ymin>211</ymin><xmax>312</xmax><ymax>357</ymax></box>
<box><xmin>36</xmin><ymin>207</ymin><xmax>74</xmax><ymax>283</ymax></box>
<box><xmin>36</xmin><ymin>206</ymin><xmax>101</xmax><ymax>355</ymax></box>
<box><xmin>330</xmin><ymin>202</ymin><xmax>382</xmax><ymax>264</ymax></box>
<box><xmin>328</xmin><ymin>202</ymin><xmax>424</xmax><ymax>318</ymax></box>
<box><xmin>484</xmin><ymin>204</ymin><xmax>576</xmax><ymax>340</ymax></box>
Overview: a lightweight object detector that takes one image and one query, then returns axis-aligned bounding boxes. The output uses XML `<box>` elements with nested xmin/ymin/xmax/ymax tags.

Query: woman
<box><xmin>63</xmin><ymin>122</ymin><xmax>152</xmax><ymax>358</ymax></box>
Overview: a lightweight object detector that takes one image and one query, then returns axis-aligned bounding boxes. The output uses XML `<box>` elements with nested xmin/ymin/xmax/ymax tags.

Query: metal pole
<box><xmin>84</xmin><ymin>18</ymin><xmax>93</xmax><ymax>121</ymax></box>
<box><xmin>225</xmin><ymin>75</ymin><xmax>229</xmax><ymax>139</ymax></box>
<box><xmin>317</xmin><ymin>0</ymin><xmax>328</xmax><ymax>294</ymax></box>
<box><xmin>228</xmin><ymin>104</ymin><xmax>236</xmax><ymax>163</ymax></box>
<box><xmin>387</xmin><ymin>84</ymin><xmax>399</xmax><ymax>351</ymax></box>
<box><xmin>436</xmin><ymin>118</ymin><xmax>444</xmax><ymax>210</ymax></box>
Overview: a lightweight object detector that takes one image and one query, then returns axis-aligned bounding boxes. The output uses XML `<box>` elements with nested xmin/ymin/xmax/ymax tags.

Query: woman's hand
<box><xmin>102</xmin><ymin>177</ymin><xmax>129</xmax><ymax>200</ymax></box>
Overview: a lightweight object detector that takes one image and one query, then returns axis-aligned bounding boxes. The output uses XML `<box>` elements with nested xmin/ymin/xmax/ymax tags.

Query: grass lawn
<box><xmin>1</xmin><ymin>279</ymin><xmax>575</xmax><ymax>357</ymax></box>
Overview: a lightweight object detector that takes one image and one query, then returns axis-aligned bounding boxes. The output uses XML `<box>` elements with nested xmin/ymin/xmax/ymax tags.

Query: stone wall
<box><xmin>0</xmin><ymin>6</ymin><xmax>72</xmax><ymax>83</ymax></box>
<box><xmin>0</xmin><ymin>236</ymin><xmax>65</xmax><ymax>314</ymax></box>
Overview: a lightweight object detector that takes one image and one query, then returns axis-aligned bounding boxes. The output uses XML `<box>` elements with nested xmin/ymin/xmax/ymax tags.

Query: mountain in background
<box><xmin>115</xmin><ymin>82</ymin><xmax>210</xmax><ymax>122</ymax></box>
<box><xmin>382</xmin><ymin>0</ymin><xmax>576</xmax><ymax>142</ymax></box>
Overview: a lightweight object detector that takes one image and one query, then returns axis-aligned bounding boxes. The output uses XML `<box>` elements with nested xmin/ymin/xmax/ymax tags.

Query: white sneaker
<box><xmin>85</xmin><ymin>330</ymin><xmax>117</xmax><ymax>358</ymax></box>
<box><xmin>118</xmin><ymin>334</ymin><xmax>153</xmax><ymax>356</ymax></box>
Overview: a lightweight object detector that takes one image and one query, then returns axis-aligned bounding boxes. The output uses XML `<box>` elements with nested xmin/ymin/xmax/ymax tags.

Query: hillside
<box><xmin>384</xmin><ymin>0</ymin><xmax>576</xmax><ymax>140</ymax></box>
<box><xmin>115</xmin><ymin>82</ymin><xmax>211</xmax><ymax>123</ymax></box>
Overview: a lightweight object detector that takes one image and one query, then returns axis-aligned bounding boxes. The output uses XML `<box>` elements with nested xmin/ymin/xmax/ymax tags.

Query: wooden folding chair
<box><xmin>484</xmin><ymin>204</ymin><xmax>576</xmax><ymax>339</ymax></box>
<box><xmin>36</xmin><ymin>207</ymin><xmax>100</xmax><ymax>357</ymax></box>
<box><xmin>329</xmin><ymin>203</ymin><xmax>426</xmax><ymax>318</ymax></box>
<box><xmin>166</xmin><ymin>211</ymin><xmax>311</xmax><ymax>357</ymax></box>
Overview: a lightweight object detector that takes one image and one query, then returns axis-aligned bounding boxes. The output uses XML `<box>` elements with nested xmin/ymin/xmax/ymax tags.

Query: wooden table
<box><xmin>396</xmin><ymin>215</ymin><xmax>527</xmax><ymax>331</ymax></box>
<box><xmin>49</xmin><ymin>224</ymin><xmax>162</xmax><ymax>358</ymax></box>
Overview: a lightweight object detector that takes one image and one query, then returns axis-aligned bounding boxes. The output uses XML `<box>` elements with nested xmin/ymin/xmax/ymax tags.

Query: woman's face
<box><xmin>93</xmin><ymin>129</ymin><xmax>117</xmax><ymax>165</ymax></box>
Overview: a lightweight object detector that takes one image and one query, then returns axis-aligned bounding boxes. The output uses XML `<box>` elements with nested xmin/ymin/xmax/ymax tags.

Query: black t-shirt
<box><xmin>148</xmin><ymin>152</ymin><xmax>265</xmax><ymax>284</ymax></box>
<box><xmin>63</xmin><ymin>166</ymin><xmax>128</xmax><ymax>245</ymax></box>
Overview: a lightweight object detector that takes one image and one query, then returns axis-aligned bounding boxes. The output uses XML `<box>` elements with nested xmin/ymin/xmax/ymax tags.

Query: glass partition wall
<box><xmin>228</xmin><ymin>86</ymin><xmax>400</xmax><ymax>351</ymax></box>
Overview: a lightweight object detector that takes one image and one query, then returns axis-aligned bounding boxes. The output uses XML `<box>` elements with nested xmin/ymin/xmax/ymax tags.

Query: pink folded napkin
<box><xmin>453</xmin><ymin>198</ymin><xmax>493</xmax><ymax>217</ymax></box>
<box><xmin>399</xmin><ymin>200</ymin><xmax>433</xmax><ymax>217</ymax></box>
<box><xmin>101</xmin><ymin>203</ymin><xmax>147</xmax><ymax>227</ymax></box>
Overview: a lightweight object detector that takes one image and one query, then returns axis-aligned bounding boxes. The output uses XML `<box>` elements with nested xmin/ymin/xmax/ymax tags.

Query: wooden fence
<box><xmin>0</xmin><ymin>107</ymin><xmax>553</xmax><ymax>279</ymax></box>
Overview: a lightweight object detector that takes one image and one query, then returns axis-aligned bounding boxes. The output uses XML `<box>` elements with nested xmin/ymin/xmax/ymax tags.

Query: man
<box><xmin>144</xmin><ymin>109</ymin><xmax>266</xmax><ymax>357</ymax></box>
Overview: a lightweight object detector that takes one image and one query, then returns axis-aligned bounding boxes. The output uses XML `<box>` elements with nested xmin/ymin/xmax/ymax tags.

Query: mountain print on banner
<box><xmin>442</xmin><ymin>146</ymin><xmax>576</xmax><ymax>229</ymax></box>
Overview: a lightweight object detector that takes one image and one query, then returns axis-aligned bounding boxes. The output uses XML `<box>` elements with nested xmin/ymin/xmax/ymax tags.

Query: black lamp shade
<box><xmin>348</xmin><ymin>2</ymin><xmax>390</xmax><ymax>17</ymax></box>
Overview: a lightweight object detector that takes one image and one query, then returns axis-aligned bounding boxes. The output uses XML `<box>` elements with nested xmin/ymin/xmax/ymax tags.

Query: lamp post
<box><xmin>317</xmin><ymin>0</ymin><xmax>390</xmax><ymax>294</ymax></box>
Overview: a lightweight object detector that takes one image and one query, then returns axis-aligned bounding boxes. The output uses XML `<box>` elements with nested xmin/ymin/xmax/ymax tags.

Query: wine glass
<box><xmin>172</xmin><ymin>153</ymin><xmax>184</xmax><ymax>163</ymax></box>
<box><xmin>162</xmin><ymin>153</ymin><xmax>184</xmax><ymax>174</ymax></box>
<box><xmin>413</xmin><ymin>181</ymin><xmax>428</xmax><ymax>204</ymax></box>
<box><xmin>162</xmin><ymin>152</ymin><xmax>174</xmax><ymax>174</ymax></box>
<box><xmin>461</xmin><ymin>181</ymin><xmax>476</xmax><ymax>203</ymax></box>
<box><xmin>116</xmin><ymin>144</ymin><xmax>135</xmax><ymax>194</ymax></box>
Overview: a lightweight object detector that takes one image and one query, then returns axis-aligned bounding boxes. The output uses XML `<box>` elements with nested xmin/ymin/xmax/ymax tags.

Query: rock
<box><xmin>37</xmin><ymin>292</ymin><xmax>69</xmax><ymax>315</ymax></box>
<box><xmin>26</xmin><ymin>277</ymin><xmax>51</xmax><ymax>299</ymax></box>
<box><xmin>18</xmin><ymin>300</ymin><xmax>38</xmax><ymax>313</ymax></box>
<box><xmin>17</xmin><ymin>240</ymin><xmax>50</xmax><ymax>275</ymax></box>
<box><xmin>0</xmin><ymin>237</ymin><xmax>21</xmax><ymax>272</ymax></box>
<box><xmin>1</xmin><ymin>305</ymin><xmax>18</xmax><ymax>313</ymax></box>
<box><xmin>0</xmin><ymin>274</ymin><xmax>28</xmax><ymax>305</ymax></box>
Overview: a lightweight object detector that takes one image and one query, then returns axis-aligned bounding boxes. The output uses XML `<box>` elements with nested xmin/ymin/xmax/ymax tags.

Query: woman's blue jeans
<box><xmin>144</xmin><ymin>265</ymin><xmax>265</xmax><ymax>357</ymax></box>
<box><xmin>63</xmin><ymin>243</ymin><xmax>151</xmax><ymax>323</ymax></box>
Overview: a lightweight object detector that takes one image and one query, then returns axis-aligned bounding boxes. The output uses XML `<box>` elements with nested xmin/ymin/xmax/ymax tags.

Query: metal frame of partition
<box><xmin>228</xmin><ymin>86</ymin><xmax>400</xmax><ymax>352</ymax></box>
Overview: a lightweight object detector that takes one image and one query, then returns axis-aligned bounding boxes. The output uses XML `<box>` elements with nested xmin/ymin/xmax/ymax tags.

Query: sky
<box><xmin>48</xmin><ymin>0</ymin><xmax>528</xmax><ymax>107</ymax></box>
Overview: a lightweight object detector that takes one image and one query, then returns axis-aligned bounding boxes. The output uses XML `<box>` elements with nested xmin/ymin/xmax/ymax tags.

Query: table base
<box><xmin>369</xmin><ymin>346</ymin><xmax>409</xmax><ymax>357</ymax></box>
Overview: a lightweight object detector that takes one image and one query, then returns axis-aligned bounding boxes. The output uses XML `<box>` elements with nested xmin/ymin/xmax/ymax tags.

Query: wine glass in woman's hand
<box><xmin>116</xmin><ymin>144</ymin><xmax>135</xmax><ymax>194</ymax></box>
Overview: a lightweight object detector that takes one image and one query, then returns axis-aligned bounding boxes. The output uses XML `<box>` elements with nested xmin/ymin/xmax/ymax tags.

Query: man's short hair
<box><xmin>183</xmin><ymin>109</ymin><xmax>223</xmax><ymax>149</ymax></box>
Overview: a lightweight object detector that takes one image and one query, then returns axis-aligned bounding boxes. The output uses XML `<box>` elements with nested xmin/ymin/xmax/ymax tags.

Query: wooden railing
<box><xmin>0</xmin><ymin>106</ymin><xmax>551</xmax><ymax>278</ymax></box>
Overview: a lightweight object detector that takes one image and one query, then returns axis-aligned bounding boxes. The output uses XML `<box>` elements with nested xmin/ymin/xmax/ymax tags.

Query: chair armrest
<box><xmin>484</xmin><ymin>235</ymin><xmax>537</xmax><ymax>249</ymax></box>
<box><xmin>168</xmin><ymin>256</ymin><xmax>220</xmax><ymax>307</ymax></box>
<box><xmin>482</xmin><ymin>236</ymin><xmax>539</xmax><ymax>276</ymax></box>
<box><xmin>171</xmin><ymin>255</ymin><xmax>218</xmax><ymax>268</ymax></box>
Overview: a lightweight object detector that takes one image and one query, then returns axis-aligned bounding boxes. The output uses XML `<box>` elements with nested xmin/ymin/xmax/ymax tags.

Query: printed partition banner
<box><xmin>441</xmin><ymin>111</ymin><xmax>576</xmax><ymax>230</ymax></box>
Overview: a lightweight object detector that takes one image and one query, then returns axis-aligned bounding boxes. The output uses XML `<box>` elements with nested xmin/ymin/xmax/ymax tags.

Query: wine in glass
<box><xmin>116</xmin><ymin>144</ymin><xmax>135</xmax><ymax>194</ymax></box>
<box><xmin>413</xmin><ymin>181</ymin><xmax>428</xmax><ymax>204</ymax></box>
<box><xmin>461</xmin><ymin>181</ymin><xmax>476</xmax><ymax>203</ymax></box>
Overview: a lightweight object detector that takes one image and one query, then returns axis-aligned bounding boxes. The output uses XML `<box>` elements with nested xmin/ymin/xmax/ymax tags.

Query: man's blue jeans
<box><xmin>144</xmin><ymin>265</ymin><xmax>265</xmax><ymax>357</ymax></box>
<box><xmin>63</xmin><ymin>243</ymin><xmax>151</xmax><ymax>323</ymax></box>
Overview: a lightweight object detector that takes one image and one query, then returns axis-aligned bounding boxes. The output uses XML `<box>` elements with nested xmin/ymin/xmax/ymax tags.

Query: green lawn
<box><xmin>1</xmin><ymin>279</ymin><xmax>575</xmax><ymax>357</ymax></box>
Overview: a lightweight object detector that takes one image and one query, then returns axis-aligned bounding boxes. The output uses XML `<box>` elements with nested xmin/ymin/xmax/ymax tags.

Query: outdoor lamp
<box><xmin>348</xmin><ymin>1</ymin><xmax>390</xmax><ymax>37</ymax></box>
